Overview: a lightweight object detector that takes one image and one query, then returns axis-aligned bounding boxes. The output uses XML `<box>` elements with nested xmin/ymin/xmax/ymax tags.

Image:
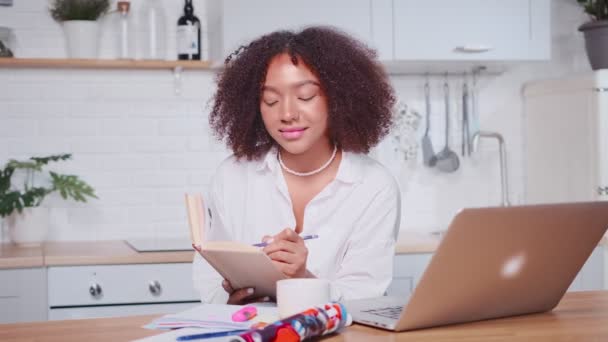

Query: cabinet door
<box><xmin>393</xmin><ymin>0</ymin><xmax>545</xmax><ymax>61</ymax></box>
<box><xmin>524</xmin><ymin>85</ymin><xmax>598</xmax><ymax>204</ymax></box>
<box><xmin>596</xmin><ymin>89</ymin><xmax>608</xmax><ymax>200</ymax></box>
<box><xmin>218</xmin><ymin>0</ymin><xmax>382</xmax><ymax>57</ymax></box>
<box><xmin>0</xmin><ymin>268</ymin><xmax>47</xmax><ymax>323</ymax></box>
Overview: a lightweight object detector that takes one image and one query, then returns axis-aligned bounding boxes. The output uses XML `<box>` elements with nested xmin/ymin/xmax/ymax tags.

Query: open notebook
<box><xmin>185</xmin><ymin>194</ymin><xmax>286</xmax><ymax>298</ymax></box>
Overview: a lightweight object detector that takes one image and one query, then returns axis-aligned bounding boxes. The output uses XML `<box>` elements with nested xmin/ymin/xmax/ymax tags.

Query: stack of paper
<box><xmin>143</xmin><ymin>303</ymin><xmax>279</xmax><ymax>331</ymax></box>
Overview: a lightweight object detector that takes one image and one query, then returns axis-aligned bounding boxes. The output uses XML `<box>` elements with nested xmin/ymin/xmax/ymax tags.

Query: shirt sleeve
<box><xmin>191</xmin><ymin>172</ymin><xmax>232</xmax><ymax>304</ymax></box>
<box><xmin>330</xmin><ymin>182</ymin><xmax>401</xmax><ymax>301</ymax></box>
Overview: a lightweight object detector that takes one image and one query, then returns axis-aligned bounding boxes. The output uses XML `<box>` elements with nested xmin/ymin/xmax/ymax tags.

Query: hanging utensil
<box><xmin>421</xmin><ymin>76</ymin><xmax>437</xmax><ymax>167</ymax></box>
<box><xmin>461</xmin><ymin>74</ymin><xmax>470</xmax><ymax>157</ymax></box>
<box><xmin>469</xmin><ymin>67</ymin><xmax>483</xmax><ymax>154</ymax></box>
<box><xmin>435</xmin><ymin>77</ymin><xmax>460</xmax><ymax>173</ymax></box>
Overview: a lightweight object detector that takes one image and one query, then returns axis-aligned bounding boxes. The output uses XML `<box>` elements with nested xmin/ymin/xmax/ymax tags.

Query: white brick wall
<box><xmin>0</xmin><ymin>0</ymin><xmax>592</xmax><ymax>242</ymax></box>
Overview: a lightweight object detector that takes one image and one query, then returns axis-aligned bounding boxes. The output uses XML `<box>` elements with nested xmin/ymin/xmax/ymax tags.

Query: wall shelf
<box><xmin>0</xmin><ymin>58</ymin><xmax>214</xmax><ymax>70</ymax></box>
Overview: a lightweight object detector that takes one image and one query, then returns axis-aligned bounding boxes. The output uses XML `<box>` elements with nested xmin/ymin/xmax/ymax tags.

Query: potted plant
<box><xmin>577</xmin><ymin>0</ymin><xmax>608</xmax><ymax>70</ymax></box>
<box><xmin>49</xmin><ymin>0</ymin><xmax>110</xmax><ymax>59</ymax></box>
<box><xmin>0</xmin><ymin>154</ymin><xmax>97</xmax><ymax>245</ymax></box>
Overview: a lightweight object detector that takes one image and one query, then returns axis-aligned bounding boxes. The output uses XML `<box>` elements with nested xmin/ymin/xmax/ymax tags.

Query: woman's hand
<box><xmin>222</xmin><ymin>279</ymin><xmax>270</xmax><ymax>305</ymax></box>
<box><xmin>262</xmin><ymin>228</ymin><xmax>311</xmax><ymax>278</ymax></box>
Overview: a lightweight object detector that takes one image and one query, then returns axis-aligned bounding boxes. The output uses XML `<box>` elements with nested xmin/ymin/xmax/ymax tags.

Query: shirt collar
<box><xmin>256</xmin><ymin>146</ymin><xmax>363</xmax><ymax>184</ymax></box>
<box><xmin>334</xmin><ymin>150</ymin><xmax>362</xmax><ymax>184</ymax></box>
<box><xmin>256</xmin><ymin>146</ymin><xmax>279</xmax><ymax>173</ymax></box>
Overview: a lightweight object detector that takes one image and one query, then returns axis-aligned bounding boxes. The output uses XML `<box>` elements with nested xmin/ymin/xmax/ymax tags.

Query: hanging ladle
<box><xmin>435</xmin><ymin>78</ymin><xmax>460</xmax><ymax>173</ymax></box>
<box><xmin>421</xmin><ymin>76</ymin><xmax>437</xmax><ymax>167</ymax></box>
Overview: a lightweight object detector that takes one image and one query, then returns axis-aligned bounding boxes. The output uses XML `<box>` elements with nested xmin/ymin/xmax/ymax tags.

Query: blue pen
<box><xmin>252</xmin><ymin>234</ymin><xmax>319</xmax><ymax>248</ymax></box>
<box><xmin>176</xmin><ymin>329</ymin><xmax>249</xmax><ymax>341</ymax></box>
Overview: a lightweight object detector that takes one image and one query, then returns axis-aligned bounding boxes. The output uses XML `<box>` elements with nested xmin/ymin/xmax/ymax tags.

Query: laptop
<box><xmin>345</xmin><ymin>201</ymin><xmax>608</xmax><ymax>331</ymax></box>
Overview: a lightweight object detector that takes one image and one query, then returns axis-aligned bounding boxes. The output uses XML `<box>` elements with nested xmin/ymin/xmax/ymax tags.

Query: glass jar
<box><xmin>139</xmin><ymin>0</ymin><xmax>167</xmax><ymax>60</ymax></box>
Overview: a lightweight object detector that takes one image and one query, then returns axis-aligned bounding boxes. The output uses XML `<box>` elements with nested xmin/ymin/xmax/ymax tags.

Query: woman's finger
<box><xmin>274</xmin><ymin>228</ymin><xmax>302</xmax><ymax>243</ymax></box>
<box><xmin>227</xmin><ymin>287</ymin><xmax>255</xmax><ymax>305</ymax></box>
<box><xmin>242</xmin><ymin>295</ymin><xmax>272</xmax><ymax>305</ymax></box>
<box><xmin>262</xmin><ymin>239</ymin><xmax>298</xmax><ymax>254</ymax></box>
<box><xmin>222</xmin><ymin>279</ymin><xmax>234</xmax><ymax>294</ymax></box>
<box><xmin>267</xmin><ymin>250</ymin><xmax>296</xmax><ymax>264</ymax></box>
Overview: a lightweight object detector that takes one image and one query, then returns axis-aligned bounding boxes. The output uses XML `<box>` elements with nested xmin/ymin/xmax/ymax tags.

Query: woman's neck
<box><xmin>279</xmin><ymin>139</ymin><xmax>335</xmax><ymax>174</ymax></box>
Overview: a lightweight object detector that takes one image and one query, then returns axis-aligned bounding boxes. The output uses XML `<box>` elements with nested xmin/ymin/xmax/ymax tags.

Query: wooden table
<box><xmin>1</xmin><ymin>291</ymin><xmax>607</xmax><ymax>342</ymax></box>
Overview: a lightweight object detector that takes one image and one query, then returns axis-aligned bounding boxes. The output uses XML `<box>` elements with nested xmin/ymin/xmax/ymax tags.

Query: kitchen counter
<box><xmin>0</xmin><ymin>236</ymin><xmax>435</xmax><ymax>269</ymax></box>
<box><xmin>0</xmin><ymin>240</ymin><xmax>195</xmax><ymax>269</ymax></box>
<box><xmin>0</xmin><ymin>243</ymin><xmax>44</xmax><ymax>269</ymax></box>
<box><xmin>395</xmin><ymin>232</ymin><xmax>441</xmax><ymax>254</ymax></box>
<box><xmin>43</xmin><ymin>240</ymin><xmax>195</xmax><ymax>266</ymax></box>
<box><xmin>0</xmin><ymin>233</ymin><xmax>606</xmax><ymax>268</ymax></box>
<box><xmin>395</xmin><ymin>231</ymin><xmax>608</xmax><ymax>255</ymax></box>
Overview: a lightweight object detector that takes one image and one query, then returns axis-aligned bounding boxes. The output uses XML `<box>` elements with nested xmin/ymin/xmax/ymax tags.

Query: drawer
<box><xmin>48</xmin><ymin>263</ymin><xmax>199</xmax><ymax>307</ymax></box>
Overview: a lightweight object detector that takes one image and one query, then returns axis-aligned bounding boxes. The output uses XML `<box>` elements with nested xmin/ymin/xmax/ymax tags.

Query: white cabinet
<box><xmin>0</xmin><ymin>268</ymin><xmax>47</xmax><ymax>323</ymax></box>
<box><xmin>207</xmin><ymin>0</ymin><xmax>549</xmax><ymax>63</ymax></box>
<box><xmin>47</xmin><ymin>263</ymin><xmax>200</xmax><ymax>320</ymax></box>
<box><xmin>523</xmin><ymin>71</ymin><xmax>608</xmax><ymax>204</ymax></box>
<box><xmin>207</xmin><ymin>0</ymin><xmax>392</xmax><ymax>61</ymax></box>
<box><xmin>393</xmin><ymin>0</ymin><xmax>549</xmax><ymax>61</ymax></box>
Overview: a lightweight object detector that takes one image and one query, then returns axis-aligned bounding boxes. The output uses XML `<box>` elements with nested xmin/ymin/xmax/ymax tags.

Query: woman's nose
<box><xmin>280</xmin><ymin>99</ymin><xmax>299</xmax><ymax>122</ymax></box>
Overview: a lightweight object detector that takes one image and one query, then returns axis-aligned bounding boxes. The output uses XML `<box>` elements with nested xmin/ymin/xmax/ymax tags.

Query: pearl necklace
<box><xmin>278</xmin><ymin>145</ymin><xmax>338</xmax><ymax>177</ymax></box>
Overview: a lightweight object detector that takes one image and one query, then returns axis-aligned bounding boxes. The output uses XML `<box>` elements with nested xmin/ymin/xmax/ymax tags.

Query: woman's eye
<box><xmin>299</xmin><ymin>94</ymin><xmax>316</xmax><ymax>102</ymax></box>
<box><xmin>263</xmin><ymin>100</ymin><xmax>278</xmax><ymax>106</ymax></box>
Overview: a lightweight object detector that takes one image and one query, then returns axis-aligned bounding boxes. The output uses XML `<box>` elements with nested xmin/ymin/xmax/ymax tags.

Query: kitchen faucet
<box><xmin>472</xmin><ymin>131</ymin><xmax>510</xmax><ymax>207</ymax></box>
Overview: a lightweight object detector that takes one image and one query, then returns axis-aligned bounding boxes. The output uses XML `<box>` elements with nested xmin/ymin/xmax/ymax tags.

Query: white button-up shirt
<box><xmin>192</xmin><ymin>148</ymin><xmax>401</xmax><ymax>303</ymax></box>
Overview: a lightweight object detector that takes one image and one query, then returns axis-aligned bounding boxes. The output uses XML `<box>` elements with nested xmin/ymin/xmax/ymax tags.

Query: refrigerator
<box><xmin>523</xmin><ymin>70</ymin><xmax>608</xmax><ymax>204</ymax></box>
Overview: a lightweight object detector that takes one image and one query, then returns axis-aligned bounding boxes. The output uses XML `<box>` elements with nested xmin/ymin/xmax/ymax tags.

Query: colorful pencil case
<box><xmin>231</xmin><ymin>302</ymin><xmax>352</xmax><ymax>342</ymax></box>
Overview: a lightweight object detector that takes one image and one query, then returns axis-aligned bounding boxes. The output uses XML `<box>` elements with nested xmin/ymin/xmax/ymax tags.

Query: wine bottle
<box><xmin>177</xmin><ymin>0</ymin><xmax>201</xmax><ymax>60</ymax></box>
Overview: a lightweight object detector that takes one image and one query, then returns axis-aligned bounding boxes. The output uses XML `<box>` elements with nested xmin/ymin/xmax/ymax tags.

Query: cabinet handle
<box><xmin>89</xmin><ymin>283</ymin><xmax>103</xmax><ymax>299</ymax></box>
<box><xmin>454</xmin><ymin>45</ymin><xmax>493</xmax><ymax>53</ymax></box>
<box><xmin>598</xmin><ymin>186</ymin><xmax>608</xmax><ymax>196</ymax></box>
<box><xmin>149</xmin><ymin>280</ymin><xmax>162</xmax><ymax>296</ymax></box>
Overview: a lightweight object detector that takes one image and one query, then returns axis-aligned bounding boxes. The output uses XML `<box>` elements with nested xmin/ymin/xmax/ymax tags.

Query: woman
<box><xmin>193</xmin><ymin>26</ymin><xmax>400</xmax><ymax>304</ymax></box>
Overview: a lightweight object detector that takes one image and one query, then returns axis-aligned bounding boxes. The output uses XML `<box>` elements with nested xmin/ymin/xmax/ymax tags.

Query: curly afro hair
<box><xmin>209</xmin><ymin>26</ymin><xmax>396</xmax><ymax>160</ymax></box>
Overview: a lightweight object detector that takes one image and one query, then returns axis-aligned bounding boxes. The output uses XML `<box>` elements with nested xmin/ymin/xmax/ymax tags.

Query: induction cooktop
<box><xmin>125</xmin><ymin>237</ymin><xmax>192</xmax><ymax>252</ymax></box>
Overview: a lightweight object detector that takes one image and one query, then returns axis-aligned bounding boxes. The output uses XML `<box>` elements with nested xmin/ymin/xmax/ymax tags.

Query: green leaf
<box><xmin>0</xmin><ymin>154</ymin><xmax>97</xmax><ymax>217</ymax></box>
<box><xmin>20</xmin><ymin>187</ymin><xmax>48</xmax><ymax>207</ymax></box>
<box><xmin>49</xmin><ymin>0</ymin><xmax>110</xmax><ymax>22</ymax></box>
<box><xmin>0</xmin><ymin>191</ymin><xmax>23</xmax><ymax>217</ymax></box>
<box><xmin>30</xmin><ymin>154</ymin><xmax>72</xmax><ymax>167</ymax></box>
<box><xmin>7</xmin><ymin>160</ymin><xmax>42</xmax><ymax>172</ymax></box>
<box><xmin>578</xmin><ymin>0</ymin><xmax>608</xmax><ymax>20</ymax></box>
<box><xmin>50</xmin><ymin>171</ymin><xmax>98</xmax><ymax>203</ymax></box>
<box><xmin>0</xmin><ymin>166</ymin><xmax>14</xmax><ymax>194</ymax></box>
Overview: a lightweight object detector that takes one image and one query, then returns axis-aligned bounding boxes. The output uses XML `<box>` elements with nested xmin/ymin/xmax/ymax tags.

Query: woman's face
<box><xmin>260</xmin><ymin>53</ymin><xmax>330</xmax><ymax>155</ymax></box>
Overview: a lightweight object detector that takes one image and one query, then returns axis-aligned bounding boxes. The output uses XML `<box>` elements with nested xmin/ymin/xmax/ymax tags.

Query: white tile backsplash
<box><xmin>0</xmin><ymin>0</ymin><xmax>593</xmax><ymax>242</ymax></box>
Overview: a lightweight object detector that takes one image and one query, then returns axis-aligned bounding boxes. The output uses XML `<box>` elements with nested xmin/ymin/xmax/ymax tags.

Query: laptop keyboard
<box><xmin>362</xmin><ymin>305</ymin><xmax>403</xmax><ymax>320</ymax></box>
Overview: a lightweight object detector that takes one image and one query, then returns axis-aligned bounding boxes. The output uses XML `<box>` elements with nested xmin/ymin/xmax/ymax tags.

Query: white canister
<box><xmin>6</xmin><ymin>207</ymin><xmax>50</xmax><ymax>246</ymax></box>
<box><xmin>276</xmin><ymin>278</ymin><xmax>331</xmax><ymax>319</ymax></box>
<box><xmin>62</xmin><ymin>20</ymin><xmax>99</xmax><ymax>59</ymax></box>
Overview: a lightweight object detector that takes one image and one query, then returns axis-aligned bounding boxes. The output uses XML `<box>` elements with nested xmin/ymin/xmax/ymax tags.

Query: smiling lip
<box><xmin>279</xmin><ymin>127</ymin><xmax>307</xmax><ymax>140</ymax></box>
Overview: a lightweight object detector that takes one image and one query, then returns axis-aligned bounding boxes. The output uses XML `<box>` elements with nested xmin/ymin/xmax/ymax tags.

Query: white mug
<box><xmin>276</xmin><ymin>278</ymin><xmax>330</xmax><ymax>319</ymax></box>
